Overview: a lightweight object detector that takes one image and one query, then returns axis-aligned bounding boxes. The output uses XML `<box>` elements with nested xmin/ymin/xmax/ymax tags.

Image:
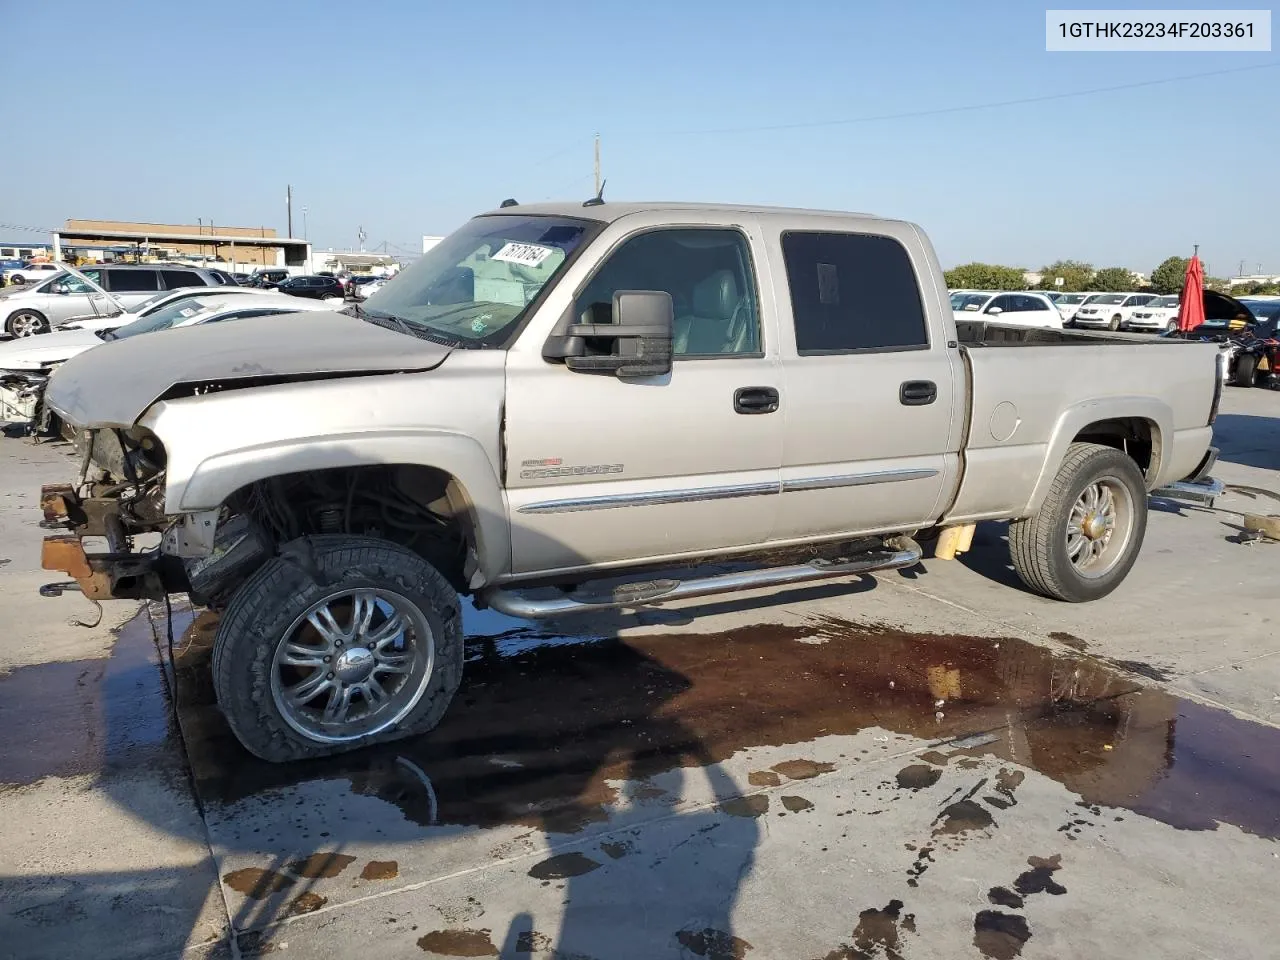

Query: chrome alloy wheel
<box><xmin>269</xmin><ymin>588</ymin><xmax>435</xmax><ymax>743</ymax></box>
<box><xmin>1065</xmin><ymin>476</ymin><xmax>1135</xmax><ymax>579</ymax></box>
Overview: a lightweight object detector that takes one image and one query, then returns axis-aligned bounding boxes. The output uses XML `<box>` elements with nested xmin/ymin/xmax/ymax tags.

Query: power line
<box><xmin>640</xmin><ymin>60</ymin><xmax>1280</xmax><ymax>137</ymax></box>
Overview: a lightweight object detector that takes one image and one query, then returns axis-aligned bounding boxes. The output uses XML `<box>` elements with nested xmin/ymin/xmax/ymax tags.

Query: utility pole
<box><xmin>302</xmin><ymin>206</ymin><xmax>309</xmax><ymax>241</ymax></box>
<box><xmin>593</xmin><ymin>134</ymin><xmax>601</xmax><ymax>198</ymax></box>
<box><xmin>1239</xmin><ymin>259</ymin><xmax>1246</xmax><ymax>278</ymax></box>
<box><xmin>287</xmin><ymin>185</ymin><xmax>294</xmax><ymax>238</ymax></box>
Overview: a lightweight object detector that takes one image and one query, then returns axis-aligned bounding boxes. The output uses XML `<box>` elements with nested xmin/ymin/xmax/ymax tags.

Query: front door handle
<box><xmin>734</xmin><ymin>386</ymin><xmax>780</xmax><ymax>415</ymax></box>
<box><xmin>899</xmin><ymin>380</ymin><xmax>937</xmax><ymax>406</ymax></box>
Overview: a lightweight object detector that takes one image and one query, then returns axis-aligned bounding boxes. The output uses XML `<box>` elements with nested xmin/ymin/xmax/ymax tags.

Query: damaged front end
<box><xmin>0</xmin><ymin>369</ymin><xmax>51</xmax><ymax>427</ymax></box>
<box><xmin>39</xmin><ymin>425</ymin><xmax>185</xmax><ymax>600</ymax></box>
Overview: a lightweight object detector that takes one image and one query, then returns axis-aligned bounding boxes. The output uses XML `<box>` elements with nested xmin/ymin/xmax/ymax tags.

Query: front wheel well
<box><xmin>1072</xmin><ymin>418</ymin><xmax>1158</xmax><ymax>475</ymax></box>
<box><xmin>217</xmin><ymin>464</ymin><xmax>477</xmax><ymax>598</ymax></box>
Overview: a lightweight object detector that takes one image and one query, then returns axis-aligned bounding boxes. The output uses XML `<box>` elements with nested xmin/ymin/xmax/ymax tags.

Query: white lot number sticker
<box><xmin>491</xmin><ymin>242</ymin><xmax>555</xmax><ymax>267</ymax></box>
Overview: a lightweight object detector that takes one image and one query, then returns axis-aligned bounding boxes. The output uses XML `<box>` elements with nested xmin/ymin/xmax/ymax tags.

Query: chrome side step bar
<box><xmin>1149</xmin><ymin>476</ymin><xmax>1225</xmax><ymax>508</ymax></box>
<box><xmin>479</xmin><ymin>544</ymin><xmax>922</xmax><ymax>619</ymax></box>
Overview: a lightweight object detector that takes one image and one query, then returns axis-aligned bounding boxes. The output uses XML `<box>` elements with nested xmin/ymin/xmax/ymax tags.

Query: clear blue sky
<box><xmin>4</xmin><ymin>0</ymin><xmax>1277</xmax><ymax>275</ymax></box>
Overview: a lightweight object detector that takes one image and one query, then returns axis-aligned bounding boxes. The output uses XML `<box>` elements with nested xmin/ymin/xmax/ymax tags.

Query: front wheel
<box><xmin>6</xmin><ymin>310</ymin><xmax>49</xmax><ymax>337</ymax></box>
<box><xmin>8</xmin><ymin>275</ymin><xmax>26</xmax><ymax>285</ymax></box>
<box><xmin>211</xmin><ymin>535</ymin><xmax>464</xmax><ymax>762</ymax></box>
<box><xmin>1166</xmin><ymin>320</ymin><xmax>1178</xmax><ymax>333</ymax></box>
<box><xmin>1009</xmin><ymin>442</ymin><xmax>1147</xmax><ymax>602</ymax></box>
<box><xmin>1231</xmin><ymin>353</ymin><xmax>1257</xmax><ymax>388</ymax></box>
<box><xmin>1108</xmin><ymin>315</ymin><xmax>1121</xmax><ymax>331</ymax></box>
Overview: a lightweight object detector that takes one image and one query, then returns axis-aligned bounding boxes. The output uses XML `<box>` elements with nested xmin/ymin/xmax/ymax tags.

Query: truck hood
<box><xmin>0</xmin><ymin>328</ymin><xmax>105</xmax><ymax>371</ymax></box>
<box><xmin>45</xmin><ymin>309</ymin><xmax>453</xmax><ymax>428</ymax></box>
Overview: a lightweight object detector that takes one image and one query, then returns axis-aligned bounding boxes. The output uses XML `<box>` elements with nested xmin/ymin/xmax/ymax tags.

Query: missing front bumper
<box><xmin>38</xmin><ymin>483</ymin><xmax>178</xmax><ymax>601</ymax></box>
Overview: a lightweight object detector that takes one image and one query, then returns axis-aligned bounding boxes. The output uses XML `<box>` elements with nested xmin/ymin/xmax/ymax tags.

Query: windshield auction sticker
<box><xmin>491</xmin><ymin>242</ymin><xmax>555</xmax><ymax>267</ymax></box>
<box><xmin>1046</xmin><ymin>10</ymin><xmax>1271</xmax><ymax>50</ymax></box>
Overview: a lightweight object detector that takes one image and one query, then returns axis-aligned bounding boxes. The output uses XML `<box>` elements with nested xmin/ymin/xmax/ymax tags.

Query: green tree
<box><xmin>1038</xmin><ymin>260</ymin><xmax>1094</xmax><ymax>292</ymax></box>
<box><xmin>944</xmin><ymin>262</ymin><xmax>1026</xmax><ymax>290</ymax></box>
<box><xmin>1203</xmin><ymin>276</ymin><xmax>1228</xmax><ymax>293</ymax></box>
<box><xmin>1089</xmin><ymin>267</ymin><xmax>1137</xmax><ymax>292</ymax></box>
<box><xmin>1150</xmin><ymin>256</ymin><xmax>1189</xmax><ymax>295</ymax></box>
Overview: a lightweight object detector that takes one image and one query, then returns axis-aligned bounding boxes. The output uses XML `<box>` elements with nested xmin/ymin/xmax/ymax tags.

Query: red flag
<box><xmin>1178</xmin><ymin>256</ymin><xmax>1205</xmax><ymax>333</ymax></box>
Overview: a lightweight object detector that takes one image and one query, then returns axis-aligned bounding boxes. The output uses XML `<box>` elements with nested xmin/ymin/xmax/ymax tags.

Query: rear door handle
<box><xmin>734</xmin><ymin>386</ymin><xmax>780</xmax><ymax>415</ymax></box>
<box><xmin>899</xmin><ymin>380</ymin><xmax>937</xmax><ymax>406</ymax></box>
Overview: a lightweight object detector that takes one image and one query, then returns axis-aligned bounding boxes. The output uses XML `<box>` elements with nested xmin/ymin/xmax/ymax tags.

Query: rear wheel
<box><xmin>1009</xmin><ymin>442</ymin><xmax>1147</xmax><ymax>602</ymax></box>
<box><xmin>1232</xmin><ymin>353</ymin><xmax>1257</xmax><ymax>388</ymax></box>
<box><xmin>211</xmin><ymin>535</ymin><xmax>464</xmax><ymax>762</ymax></box>
<box><xmin>6</xmin><ymin>310</ymin><xmax>49</xmax><ymax>337</ymax></box>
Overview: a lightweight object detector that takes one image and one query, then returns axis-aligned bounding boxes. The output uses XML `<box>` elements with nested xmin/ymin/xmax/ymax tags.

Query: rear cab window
<box><xmin>104</xmin><ymin>269</ymin><xmax>161</xmax><ymax>292</ymax></box>
<box><xmin>781</xmin><ymin>231</ymin><xmax>928</xmax><ymax>353</ymax></box>
<box><xmin>161</xmin><ymin>270</ymin><xmax>204</xmax><ymax>289</ymax></box>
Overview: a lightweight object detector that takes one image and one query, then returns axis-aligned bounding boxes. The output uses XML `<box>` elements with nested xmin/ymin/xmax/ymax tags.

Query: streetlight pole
<box><xmin>303</xmin><ymin>207</ymin><xmax>309</xmax><ymax>241</ymax></box>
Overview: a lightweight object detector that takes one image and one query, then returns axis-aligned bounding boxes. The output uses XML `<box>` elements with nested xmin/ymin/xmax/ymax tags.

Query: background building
<box><xmin>54</xmin><ymin>219</ymin><xmax>309</xmax><ymax>271</ymax></box>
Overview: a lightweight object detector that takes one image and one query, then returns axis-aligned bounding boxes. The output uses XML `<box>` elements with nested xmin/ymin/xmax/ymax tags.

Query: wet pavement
<box><xmin>3</xmin><ymin>390</ymin><xmax>1280</xmax><ymax>959</ymax></box>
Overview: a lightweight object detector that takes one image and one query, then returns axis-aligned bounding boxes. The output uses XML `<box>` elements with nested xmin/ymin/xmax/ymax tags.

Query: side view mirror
<box><xmin>548</xmin><ymin>290</ymin><xmax>674</xmax><ymax>378</ymax></box>
<box><xmin>986</xmin><ymin>306</ymin><xmax>1003</xmax><ymax>316</ymax></box>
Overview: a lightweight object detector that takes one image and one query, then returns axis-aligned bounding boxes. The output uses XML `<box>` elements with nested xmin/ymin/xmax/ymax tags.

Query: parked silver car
<box><xmin>0</xmin><ymin>263</ymin><xmax>222</xmax><ymax>338</ymax></box>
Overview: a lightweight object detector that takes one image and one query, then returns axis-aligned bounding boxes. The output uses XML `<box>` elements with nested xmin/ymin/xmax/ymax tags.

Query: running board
<box><xmin>479</xmin><ymin>544</ymin><xmax>923</xmax><ymax>619</ymax></box>
<box><xmin>1149</xmin><ymin>477</ymin><xmax>1225</xmax><ymax>508</ymax></box>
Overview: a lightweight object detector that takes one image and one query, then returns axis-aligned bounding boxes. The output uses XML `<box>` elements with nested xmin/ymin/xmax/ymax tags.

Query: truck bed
<box><xmin>944</xmin><ymin>322</ymin><xmax>1220</xmax><ymax>524</ymax></box>
<box><xmin>957</xmin><ymin>320</ymin><xmax>1167</xmax><ymax>346</ymax></box>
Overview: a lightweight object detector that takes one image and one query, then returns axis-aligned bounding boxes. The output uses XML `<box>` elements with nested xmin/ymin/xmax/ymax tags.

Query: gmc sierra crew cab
<box><xmin>36</xmin><ymin>201</ymin><xmax>1223</xmax><ymax>762</ymax></box>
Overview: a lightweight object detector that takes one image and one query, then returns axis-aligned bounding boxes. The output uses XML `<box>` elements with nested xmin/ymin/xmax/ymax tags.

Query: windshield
<box><xmin>362</xmin><ymin>214</ymin><xmax>597</xmax><ymax>342</ymax></box>
<box><xmin>949</xmin><ymin>292</ymin><xmax>992</xmax><ymax>311</ymax></box>
<box><xmin>1149</xmin><ymin>295</ymin><xmax>1180</xmax><ymax>308</ymax></box>
<box><xmin>111</xmin><ymin>299</ymin><xmax>218</xmax><ymax>338</ymax></box>
<box><xmin>1056</xmin><ymin>293</ymin><xmax>1088</xmax><ymax>304</ymax></box>
<box><xmin>1091</xmin><ymin>294</ymin><xmax>1126</xmax><ymax>305</ymax></box>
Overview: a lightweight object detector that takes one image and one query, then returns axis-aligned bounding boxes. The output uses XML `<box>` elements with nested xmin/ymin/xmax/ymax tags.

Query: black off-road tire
<box><xmin>211</xmin><ymin>535</ymin><xmax>464</xmax><ymax>762</ymax></box>
<box><xmin>1231</xmin><ymin>353</ymin><xmax>1257</xmax><ymax>388</ymax></box>
<box><xmin>1009</xmin><ymin>442</ymin><xmax>1148</xmax><ymax>603</ymax></box>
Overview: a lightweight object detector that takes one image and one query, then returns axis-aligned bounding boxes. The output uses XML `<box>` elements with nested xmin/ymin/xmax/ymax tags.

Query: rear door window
<box><xmin>105</xmin><ymin>270</ymin><xmax>161</xmax><ymax>292</ymax></box>
<box><xmin>161</xmin><ymin>270</ymin><xmax>204</xmax><ymax>289</ymax></box>
<box><xmin>781</xmin><ymin>231</ymin><xmax>928</xmax><ymax>353</ymax></box>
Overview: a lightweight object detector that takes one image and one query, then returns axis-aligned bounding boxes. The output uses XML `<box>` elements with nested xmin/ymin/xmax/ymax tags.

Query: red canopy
<box><xmin>1178</xmin><ymin>255</ymin><xmax>1205</xmax><ymax>333</ymax></box>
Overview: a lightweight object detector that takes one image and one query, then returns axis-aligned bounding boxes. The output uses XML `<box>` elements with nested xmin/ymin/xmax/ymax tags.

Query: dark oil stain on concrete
<box><xmin>973</xmin><ymin>910</ymin><xmax>1032</xmax><ymax>959</ymax></box>
<box><xmin>1104</xmin><ymin>658</ymin><xmax>1173</xmax><ymax>683</ymax></box>
<box><xmin>416</xmin><ymin>928</ymin><xmax>498</xmax><ymax>956</ymax></box>
<box><xmin>287</xmin><ymin>852</ymin><xmax>357</xmax><ymax>879</ymax></box>
<box><xmin>919</xmin><ymin>750</ymin><xmax>950</xmax><ymax>766</ymax></box>
<box><xmin>781</xmin><ymin>795</ymin><xmax>814</xmax><ymax>813</ymax></box>
<box><xmin>514</xmin><ymin>930</ymin><xmax>553</xmax><ymax>953</ymax></box>
<box><xmin>676</xmin><ymin>927</ymin><xmax>753</xmax><ymax>959</ymax></box>
<box><xmin>934</xmin><ymin>799</ymin><xmax>994</xmax><ymax>836</ymax></box>
<box><xmin>720</xmin><ymin>795</ymin><xmax>770</xmax><ymax>818</ymax></box>
<box><xmin>772</xmin><ymin>759</ymin><xmax>836</xmax><ymax>780</ymax></box>
<box><xmin>1048</xmin><ymin>631</ymin><xmax>1088</xmax><ymax>651</ymax></box>
<box><xmin>288</xmin><ymin>891</ymin><xmax>327</xmax><ymax>915</ymax></box>
<box><xmin>987</xmin><ymin>886</ymin><xmax>1024</xmax><ymax>908</ymax></box>
<box><xmin>175</xmin><ymin>611</ymin><xmax>1280</xmax><ymax>842</ymax></box>
<box><xmin>1014</xmin><ymin>854</ymin><xmax>1066</xmax><ymax>896</ymax></box>
<box><xmin>361</xmin><ymin>860</ymin><xmax>399</xmax><ymax>881</ymax></box>
<box><xmin>0</xmin><ymin>610</ymin><xmax>182</xmax><ymax>786</ymax></box>
<box><xmin>906</xmin><ymin>846</ymin><xmax>934</xmax><ymax>887</ymax></box>
<box><xmin>222</xmin><ymin>868</ymin><xmax>295</xmax><ymax>899</ymax></box>
<box><xmin>747</xmin><ymin>770</ymin><xmax>782</xmax><ymax>787</ymax></box>
<box><xmin>600</xmin><ymin>840</ymin><xmax>634</xmax><ymax>859</ymax></box>
<box><xmin>527</xmin><ymin>852</ymin><xmax>600</xmax><ymax>880</ymax></box>
<box><xmin>895</xmin><ymin>764</ymin><xmax>942</xmax><ymax>790</ymax></box>
<box><xmin>237</xmin><ymin>929</ymin><xmax>281</xmax><ymax>956</ymax></box>
<box><xmin>822</xmin><ymin>899</ymin><xmax>909</xmax><ymax>960</ymax></box>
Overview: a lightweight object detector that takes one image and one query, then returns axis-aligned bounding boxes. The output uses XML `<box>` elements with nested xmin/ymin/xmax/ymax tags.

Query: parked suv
<box><xmin>0</xmin><ymin>264</ymin><xmax>220</xmax><ymax>337</ymax></box>
<box><xmin>2</xmin><ymin>261</ymin><xmax>62</xmax><ymax>286</ymax></box>
<box><xmin>1071</xmin><ymin>293</ymin><xmax>1156</xmax><ymax>331</ymax></box>
<box><xmin>276</xmin><ymin>275</ymin><xmax>347</xmax><ymax>300</ymax></box>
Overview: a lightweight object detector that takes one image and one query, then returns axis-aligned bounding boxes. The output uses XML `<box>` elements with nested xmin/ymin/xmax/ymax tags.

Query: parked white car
<box><xmin>950</xmin><ymin>291</ymin><xmax>1063</xmax><ymax>328</ymax></box>
<box><xmin>0</xmin><ymin>295</ymin><xmax>334</xmax><ymax>427</ymax></box>
<box><xmin>60</xmin><ymin>285</ymin><xmax>279</xmax><ymax>333</ymax></box>
<box><xmin>2</xmin><ymin>262</ymin><xmax>62</xmax><ymax>285</ymax></box>
<box><xmin>1124</xmin><ymin>295</ymin><xmax>1182</xmax><ymax>333</ymax></box>
<box><xmin>1071</xmin><ymin>293</ymin><xmax>1156</xmax><ymax>331</ymax></box>
<box><xmin>1051</xmin><ymin>292</ymin><xmax>1098</xmax><ymax>323</ymax></box>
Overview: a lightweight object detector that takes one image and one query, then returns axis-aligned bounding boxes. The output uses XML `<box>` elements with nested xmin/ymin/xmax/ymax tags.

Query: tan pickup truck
<box><xmin>36</xmin><ymin>201</ymin><xmax>1223</xmax><ymax>761</ymax></box>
